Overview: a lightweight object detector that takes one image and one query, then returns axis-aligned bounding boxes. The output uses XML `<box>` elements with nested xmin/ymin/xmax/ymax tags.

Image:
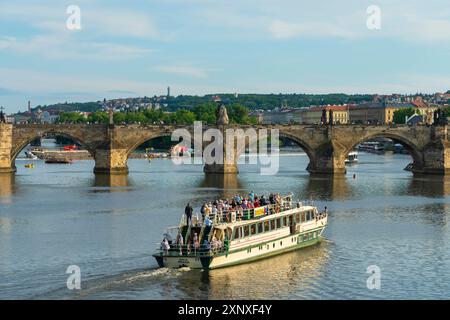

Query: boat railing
<box><xmin>156</xmin><ymin>242</ymin><xmax>227</xmax><ymax>257</ymax></box>
<box><xmin>178</xmin><ymin>195</ymin><xmax>300</xmax><ymax>228</ymax></box>
<box><xmin>209</xmin><ymin>197</ymin><xmax>294</xmax><ymax>224</ymax></box>
<box><xmin>315</xmin><ymin>210</ymin><xmax>328</xmax><ymax>221</ymax></box>
<box><xmin>179</xmin><ymin>214</ymin><xmax>187</xmax><ymax>228</ymax></box>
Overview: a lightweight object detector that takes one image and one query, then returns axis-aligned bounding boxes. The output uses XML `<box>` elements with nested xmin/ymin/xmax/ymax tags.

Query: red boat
<box><xmin>63</xmin><ymin>145</ymin><xmax>78</xmax><ymax>151</ymax></box>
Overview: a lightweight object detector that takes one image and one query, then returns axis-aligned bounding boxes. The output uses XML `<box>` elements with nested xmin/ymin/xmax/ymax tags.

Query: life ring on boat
<box><xmin>231</xmin><ymin>212</ymin><xmax>236</xmax><ymax>223</ymax></box>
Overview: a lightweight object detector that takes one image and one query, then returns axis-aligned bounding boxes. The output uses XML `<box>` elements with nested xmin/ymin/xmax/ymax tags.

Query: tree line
<box><xmin>56</xmin><ymin>103</ymin><xmax>258</xmax><ymax>125</ymax></box>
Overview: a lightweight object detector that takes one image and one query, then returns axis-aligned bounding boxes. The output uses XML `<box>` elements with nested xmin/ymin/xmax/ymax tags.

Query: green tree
<box><xmin>193</xmin><ymin>103</ymin><xmax>216</xmax><ymax>124</ymax></box>
<box><xmin>173</xmin><ymin>109</ymin><xmax>196</xmax><ymax>124</ymax></box>
<box><xmin>113</xmin><ymin>112</ymin><xmax>126</xmax><ymax>124</ymax></box>
<box><xmin>228</xmin><ymin>103</ymin><xmax>258</xmax><ymax>124</ymax></box>
<box><xmin>57</xmin><ymin>112</ymin><xmax>86</xmax><ymax>123</ymax></box>
<box><xmin>443</xmin><ymin>107</ymin><xmax>450</xmax><ymax>118</ymax></box>
<box><xmin>393</xmin><ymin>108</ymin><xmax>416</xmax><ymax>124</ymax></box>
<box><xmin>87</xmin><ymin>111</ymin><xmax>108</xmax><ymax>124</ymax></box>
<box><xmin>144</xmin><ymin>109</ymin><xmax>164</xmax><ymax>123</ymax></box>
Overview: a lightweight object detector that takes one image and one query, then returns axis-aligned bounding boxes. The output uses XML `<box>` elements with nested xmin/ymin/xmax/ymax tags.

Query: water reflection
<box><xmin>408</xmin><ymin>175</ymin><xmax>450</xmax><ymax>197</ymax></box>
<box><xmin>92</xmin><ymin>174</ymin><xmax>130</xmax><ymax>192</ymax></box>
<box><xmin>176</xmin><ymin>243</ymin><xmax>330</xmax><ymax>299</ymax></box>
<box><xmin>0</xmin><ymin>173</ymin><xmax>15</xmax><ymax>203</ymax></box>
<box><xmin>199</xmin><ymin>174</ymin><xmax>246</xmax><ymax>199</ymax></box>
<box><xmin>301</xmin><ymin>174</ymin><xmax>352</xmax><ymax>201</ymax></box>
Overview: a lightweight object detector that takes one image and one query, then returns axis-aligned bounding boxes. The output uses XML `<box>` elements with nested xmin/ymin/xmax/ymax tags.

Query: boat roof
<box><xmin>214</xmin><ymin>205</ymin><xmax>317</xmax><ymax>229</ymax></box>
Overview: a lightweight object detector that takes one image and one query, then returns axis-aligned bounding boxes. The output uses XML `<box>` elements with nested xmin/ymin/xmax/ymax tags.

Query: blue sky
<box><xmin>1</xmin><ymin>0</ymin><xmax>450</xmax><ymax>113</ymax></box>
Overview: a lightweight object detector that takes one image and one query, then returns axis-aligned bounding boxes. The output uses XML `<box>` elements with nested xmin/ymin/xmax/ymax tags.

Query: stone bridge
<box><xmin>0</xmin><ymin>123</ymin><xmax>449</xmax><ymax>175</ymax></box>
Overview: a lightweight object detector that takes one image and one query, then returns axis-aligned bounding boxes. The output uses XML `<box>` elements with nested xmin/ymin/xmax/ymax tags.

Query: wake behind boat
<box><xmin>153</xmin><ymin>193</ymin><xmax>328</xmax><ymax>270</ymax></box>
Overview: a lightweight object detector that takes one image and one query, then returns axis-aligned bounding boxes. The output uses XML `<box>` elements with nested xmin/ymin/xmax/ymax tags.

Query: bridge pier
<box><xmin>412</xmin><ymin>127</ymin><xmax>450</xmax><ymax>175</ymax></box>
<box><xmin>306</xmin><ymin>142</ymin><xmax>347</xmax><ymax>175</ymax></box>
<box><xmin>0</xmin><ymin>124</ymin><xmax>16</xmax><ymax>173</ymax></box>
<box><xmin>202</xmin><ymin>125</ymin><xmax>239</xmax><ymax>174</ymax></box>
<box><xmin>93</xmin><ymin>146</ymin><xmax>129</xmax><ymax>174</ymax></box>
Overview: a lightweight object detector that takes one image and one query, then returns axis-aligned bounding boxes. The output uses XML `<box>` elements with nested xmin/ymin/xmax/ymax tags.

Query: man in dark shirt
<box><xmin>185</xmin><ymin>203</ymin><xmax>193</xmax><ymax>225</ymax></box>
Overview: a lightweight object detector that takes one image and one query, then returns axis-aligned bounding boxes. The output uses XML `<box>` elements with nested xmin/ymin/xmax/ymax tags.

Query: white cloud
<box><xmin>0</xmin><ymin>35</ymin><xmax>152</xmax><ymax>60</ymax></box>
<box><xmin>0</xmin><ymin>2</ymin><xmax>158</xmax><ymax>60</ymax></box>
<box><xmin>154</xmin><ymin>66</ymin><xmax>209</xmax><ymax>78</ymax></box>
<box><xmin>268</xmin><ymin>19</ymin><xmax>358</xmax><ymax>39</ymax></box>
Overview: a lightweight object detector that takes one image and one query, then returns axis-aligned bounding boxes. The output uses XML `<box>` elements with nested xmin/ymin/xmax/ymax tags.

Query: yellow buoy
<box><xmin>24</xmin><ymin>164</ymin><xmax>35</xmax><ymax>168</ymax></box>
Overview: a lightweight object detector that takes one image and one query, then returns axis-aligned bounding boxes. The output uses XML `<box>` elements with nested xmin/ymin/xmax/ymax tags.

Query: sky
<box><xmin>1</xmin><ymin>0</ymin><xmax>450</xmax><ymax>113</ymax></box>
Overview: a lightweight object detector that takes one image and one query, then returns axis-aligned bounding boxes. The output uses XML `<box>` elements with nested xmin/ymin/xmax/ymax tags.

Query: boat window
<box><xmin>295</xmin><ymin>213</ymin><xmax>300</xmax><ymax>223</ymax></box>
<box><xmin>236</xmin><ymin>227</ymin><xmax>243</xmax><ymax>239</ymax></box>
<box><xmin>270</xmin><ymin>220</ymin><xmax>275</xmax><ymax>230</ymax></box>
<box><xmin>264</xmin><ymin>220</ymin><xmax>270</xmax><ymax>232</ymax></box>
<box><xmin>257</xmin><ymin>222</ymin><xmax>263</xmax><ymax>234</ymax></box>
<box><xmin>276</xmin><ymin>218</ymin><xmax>281</xmax><ymax>229</ymax></box>
<box><xmin>250</xmin><ymin>224</ymin><xmax>256</xmax><ymax>235</ymax></box>
<box><xmin>301</xmin><ymin>212</ymin><xmax>306</xmax><ymax>222</ymax></box>
<box><xmin>283</xmin><ymin>217</ymin><xmax>287</xmax><ymax>226</ymax></box>
<box><xmin>288</xmin><ymin>215</ymin><xmax>293</xmax><ymax>226</ymax></box>
<box><xmin>244</xmin><ymin>225</ymin><xmax>249</xmax><ymax>237</ymax></box>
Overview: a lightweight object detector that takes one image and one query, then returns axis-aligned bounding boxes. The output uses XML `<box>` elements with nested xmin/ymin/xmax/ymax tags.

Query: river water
<box><xmin>1</xmin><ymin>142</ymin><xmax>450</xmax><ymax>299</ymax></box>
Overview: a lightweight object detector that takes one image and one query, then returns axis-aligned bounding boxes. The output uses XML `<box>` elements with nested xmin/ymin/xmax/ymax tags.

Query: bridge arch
<box><xmin>10</xmin><ymin>130</ymin><xmax>98</xmax><ymax>173</ymax></box>
<box><xmin>12</xmin><ymin>130</ymin><xmax>96</xmax><ymax>162</ymax></box>
<box><xmin>232</xmin><ymin>129</ymin><xmax>316</xmax><ymax>172</ymax></box>
<box><xmin>125</xmin><ymin>130</ymin><xmax>203</xmax><ymax>159</ymax></box>
<box><xmin>343</xmin><ymin>131</ymin><xmax>424</xmax><ymax>170</ymax></box>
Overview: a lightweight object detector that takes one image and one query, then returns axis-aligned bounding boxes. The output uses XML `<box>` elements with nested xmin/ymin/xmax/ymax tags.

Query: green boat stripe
<box><xmin>222</xmin><ymin>226</ymin><xmax>325</xmax><ymax>255</ymax></box>
<box><xmin>207</xmin><ymin>238</ymin><xmax>321</xmax><ymax>269</ymax></box>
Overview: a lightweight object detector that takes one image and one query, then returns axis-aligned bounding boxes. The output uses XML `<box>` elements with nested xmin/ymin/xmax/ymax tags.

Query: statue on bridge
<box><xmin>321</xmin><ymin>109</ymin><xmax>327</xmax><ymax>125</ymax></box>
<box><xmin>108</xmin><ymin>107</ymin><xmax>114</xmax><ymax>126</ymax></box>
<box><xmin>216</xmin><ymin>103</ymin><xmax>229</xmax><ymax>125</ymax></box>
<box><xmin>433</xmin><ymin>109</ymin><xmax>447</xmax><ymax>126</ymax></box>
<box><xmin>0</xmin><ymin>106</ymin><xmax>6</xmax><ymax>123</ymax></box>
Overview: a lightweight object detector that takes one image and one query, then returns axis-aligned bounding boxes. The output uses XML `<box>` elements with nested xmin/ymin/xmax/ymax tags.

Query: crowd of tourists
<box><xmin>160</xmin><ymin>192</ymin><xmax>288</xmax><ymax>255</ymax></box>
<box><xmin>184</xmin><ymin>192</ymin><xmax>285</xmax><ymax>226</ymax></box>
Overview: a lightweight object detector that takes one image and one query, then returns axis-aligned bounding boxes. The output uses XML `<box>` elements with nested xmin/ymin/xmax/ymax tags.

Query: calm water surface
<box><xmin>1</xmin><ymin>145</ymin><xmax>450</xmax><ymax>299</ymax></box>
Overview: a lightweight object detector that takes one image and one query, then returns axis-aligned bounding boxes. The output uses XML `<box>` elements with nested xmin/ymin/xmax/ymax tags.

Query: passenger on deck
<box><xmin>254</xmin><ymin>196</ymin><xmax>260</xmax><ymax>208</ymax></box>
<box><xmin>260</xmin><ymin>195</ymin><xmax>267</xmax><ymax>206</ymax></box>
<box><xmin>203</xmin><ymin>240</ymin><xmax>211</xmax><ymax>252</ymax></box>
<box><xmin>185</xmin><ymin>203</ymin><xmax>193</xmax><ymax>225</ymax></box>
<box><xmin>204</xmin><ymin>215</ymin><xmax>213</xmax><ymax>235</ymax></box>
<box><xmin>269</xmin><ymin>193</ymin><xmax>275</xmax><ymax>204</ymax></box>
<box><xmin>178</xmin><ymin>234</ymin><xmax>184</xmax><ymax>254</ymax></box>
<box><xmin>161</xmin><ymin>238</ymin><xmax>170</xmax><ymax>254</ymax></box>
<box><xmin>200</xmin><ymin>203</ymin><xmax>207</xmax><ymax>220</ymax></box>
<box><xmin>193</xmin><ymin>233</ymin><xmax>199</xmax><ymax>253</ymax></box>
<box><xmin>242</xmin><ymin>199</ymin><xmax>248</xmax><ymax>209</ymax></box>
<box><xmin>205</xmin><ymin>203</ymin><xmax>212</xmax><ymax>217</ymax></box>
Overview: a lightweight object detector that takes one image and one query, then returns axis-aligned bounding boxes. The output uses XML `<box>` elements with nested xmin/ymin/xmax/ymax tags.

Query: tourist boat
<box><xmin>345</xmin><ymin>151</ymin><xmax>358</xmax><ymax>164</ymax></box>
<box><xmin>45</xmin><ymin>156</ymin><xmax>72</xmax><ymax>164</ymax></box>
<box><xmin>357</xmin><ymin>141</ymin><xmax>384</xmax><ymax>153</ymax></box>
<box><xmin>25</xmin><ymin>151</ymin><xmax>38</xmax><ymax>160</ymax></box>
<box><xmin>153</xmin><ymin>194</ymin><xmax>328</xmax><ymax>270</ymax></box>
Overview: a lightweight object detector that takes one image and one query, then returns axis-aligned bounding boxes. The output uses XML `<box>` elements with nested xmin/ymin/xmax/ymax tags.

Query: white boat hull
<box><xmin>154</xmin><ymin>219</ymin><xmax>326</xmax><ymax>270</ymax></box>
